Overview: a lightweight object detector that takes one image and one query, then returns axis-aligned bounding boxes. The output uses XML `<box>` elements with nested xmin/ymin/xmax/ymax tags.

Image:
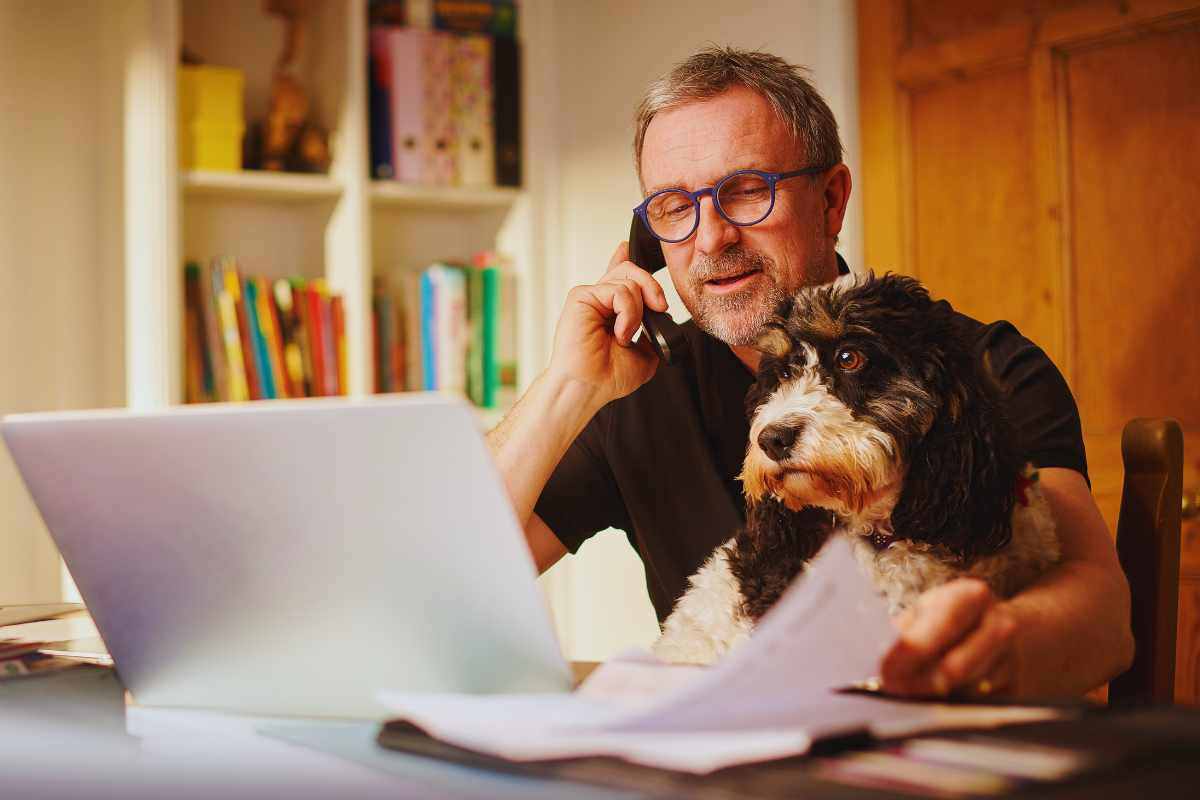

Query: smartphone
<box><xmin>627</xmin><ymin>214</ymin><xmax>689</xmax><ymax>365</ymax></box>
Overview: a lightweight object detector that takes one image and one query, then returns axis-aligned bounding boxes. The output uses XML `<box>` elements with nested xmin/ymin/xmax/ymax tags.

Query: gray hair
<box><xmin>633</xmin><ymin>46</ymin><xmax>842</xmax><ymax>182</ymax></box>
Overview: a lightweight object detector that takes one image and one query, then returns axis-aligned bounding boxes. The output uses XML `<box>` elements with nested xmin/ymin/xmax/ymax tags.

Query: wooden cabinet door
<box><xmin>858</xmin><ymin>0</ymin><xmax>1200</xmax><ymax>703</ymax></box>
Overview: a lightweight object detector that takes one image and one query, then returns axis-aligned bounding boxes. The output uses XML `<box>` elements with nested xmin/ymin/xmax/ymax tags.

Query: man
<box><xmin>487</xmin><ymin>47</ymin><xmax>1133</xmax><ymax>698</ymax></box>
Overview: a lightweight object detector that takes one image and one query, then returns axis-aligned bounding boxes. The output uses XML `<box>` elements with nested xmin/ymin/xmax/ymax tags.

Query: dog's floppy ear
<box><xmin>888</xmin><ymin>316</ymin><xmax>1023</xmax><ymax>562</ymax></box>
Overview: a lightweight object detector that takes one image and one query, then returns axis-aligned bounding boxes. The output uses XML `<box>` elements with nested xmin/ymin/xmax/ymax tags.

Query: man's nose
<box><xmin>693</xmin><ymin>194</ymin><xmax>739</xmax><ymax>257</ymax></box>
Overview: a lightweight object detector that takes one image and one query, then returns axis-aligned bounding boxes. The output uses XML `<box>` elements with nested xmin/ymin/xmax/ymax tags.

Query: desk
<box><xmin>5</xmin><ymin>663</ymin><xmax>1200</xmax><ymax>799</ymax></box>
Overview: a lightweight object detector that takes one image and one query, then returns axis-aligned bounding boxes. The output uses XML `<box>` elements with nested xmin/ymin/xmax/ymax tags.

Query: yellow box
<box><xmin>179</xmin><ymin>120</ymin><xmax>246</xmax><ymax>171</ymax></box>
<box><xmin>178</xmin><ymin>65</ymin><xmax>245</xmax><ymax>124</ymax></box>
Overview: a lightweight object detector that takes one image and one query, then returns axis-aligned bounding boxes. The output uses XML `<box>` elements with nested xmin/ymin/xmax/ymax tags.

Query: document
<box><xmin>380</xmin><ymin>537</ymin><xmax>1062</xmax><ymax>773</ymax></box>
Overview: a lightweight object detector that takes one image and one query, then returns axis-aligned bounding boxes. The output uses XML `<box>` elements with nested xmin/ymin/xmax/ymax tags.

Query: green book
<box><xmin>482</xmin><ymin>265</ymin><xmax>500</xmax><ymax>408</ymax></box>
<box><xmin>467</xmin><ymin>267</ymin><xmax>485</xmax><ymax>406</ymax></box>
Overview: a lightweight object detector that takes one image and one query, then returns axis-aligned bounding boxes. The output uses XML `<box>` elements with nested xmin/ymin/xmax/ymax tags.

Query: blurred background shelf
<box><xmin>370</xmin><ymin>181</ymin><xmax>522</xmax><ymax>211</ymax></box>
<box><xmin>181</xmin><ymin>170</ymin><xmax>343</xmax><ymax>202</ymax></box>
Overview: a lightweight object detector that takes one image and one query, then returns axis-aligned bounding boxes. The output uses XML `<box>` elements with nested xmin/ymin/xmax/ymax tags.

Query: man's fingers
<box><xmin>605</xmin><ymin>280</ymin><xmax>644</xmax><ymax>345</ymax></box>
<box><xmin>936</xmin><ymin>606</ymin><xmax>1017</xmax><ymax>692</ymax></box>
<box><xmin>601</xmin><ymin>262</ymin><xmax>668</xmax><ymax>312</ymax></box>
<box><xmin>881</xmin><ymin>579</ymin><xmax>994</xmax><ymax>684</ymax></box>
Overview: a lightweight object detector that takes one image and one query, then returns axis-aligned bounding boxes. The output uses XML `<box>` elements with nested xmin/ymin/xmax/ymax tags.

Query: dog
<box><xmin>652</xmin><ymin>272</ymin><xmax>1059</xmax><ymax>665</ymax></box>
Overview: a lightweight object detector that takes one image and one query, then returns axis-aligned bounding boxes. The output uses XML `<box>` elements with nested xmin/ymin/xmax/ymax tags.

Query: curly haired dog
<box><xmin>653</xmin><ymin>273</ymin><xmax>1059</xmax><ymax>665</ymax></box>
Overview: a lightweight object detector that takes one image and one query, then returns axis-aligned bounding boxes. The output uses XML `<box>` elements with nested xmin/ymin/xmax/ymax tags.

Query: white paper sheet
<box><xmin>379</xmin><ymin>537</ymin><xmax>1063</xmax><ymax>773</ymax></box>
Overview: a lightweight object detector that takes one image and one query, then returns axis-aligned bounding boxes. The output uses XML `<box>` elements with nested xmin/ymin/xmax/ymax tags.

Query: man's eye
<box><xmin>835</xmin><ymin>349</ymin><xmax>866</xmax><ymax>372</ymax></box>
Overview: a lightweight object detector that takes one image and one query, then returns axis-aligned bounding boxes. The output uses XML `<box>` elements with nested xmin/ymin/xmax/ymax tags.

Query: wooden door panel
<box><xmin>910</xmin><ymin>68</ymin><xmax>1061</xmax><ymax>357</ymax></box>
<box><xmin>1066</xmin><ymin>24</ymin><xmax>1200</xmax><ymax>436</ymax></box>
<box><xmin>861</xmin><ymin>0</ymin><xmax>1200</xmax><ymax>704</ymax></box>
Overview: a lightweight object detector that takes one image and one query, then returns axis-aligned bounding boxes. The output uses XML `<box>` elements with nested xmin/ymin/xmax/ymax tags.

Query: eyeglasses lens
<box><xmin>716</xmin><ymin>172</ymin><xmax>772</xmax><ymax>224</ymax></box>
<box><xmin>645</xmin><ymin>190</ymin><xmax>698</xmax><ymax>242</ymax></box>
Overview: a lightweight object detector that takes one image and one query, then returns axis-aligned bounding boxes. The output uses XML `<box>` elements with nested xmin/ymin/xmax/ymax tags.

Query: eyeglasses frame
<box><xmin>633</xmin><ymin>165</ymin><xmax>834</xmax><ymax>244</ymax></box>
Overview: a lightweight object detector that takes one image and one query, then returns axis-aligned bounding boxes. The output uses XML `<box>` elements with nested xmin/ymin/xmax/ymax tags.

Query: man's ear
<box><xmin>822</xmin><ymin>164</ymin><xmax>852</xmax><ymax>240</ymax></box>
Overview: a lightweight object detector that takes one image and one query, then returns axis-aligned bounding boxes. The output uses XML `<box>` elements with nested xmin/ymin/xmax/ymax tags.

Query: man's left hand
<box><xmin>879</xmin><ymin>578</ymin><xmax>1020</xmax><ymax>698</ymax></box>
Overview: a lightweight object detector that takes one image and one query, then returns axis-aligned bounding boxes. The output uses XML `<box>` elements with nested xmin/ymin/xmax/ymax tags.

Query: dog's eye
<box><xmin>835</xmin><ymin>348</ymin><xmax>866</xmax><ymax>372</ymax></box>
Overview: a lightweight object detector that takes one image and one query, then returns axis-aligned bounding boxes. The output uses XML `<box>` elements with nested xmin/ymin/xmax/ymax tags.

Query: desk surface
<box><xmin>5</xmin><ymin>662</ymin><xmax>1200</xmax><ymax>799</ymax></box>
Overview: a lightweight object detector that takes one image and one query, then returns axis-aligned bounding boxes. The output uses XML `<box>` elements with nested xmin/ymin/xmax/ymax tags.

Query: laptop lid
<box><xmin>2</xmin><ymin>395</ymin><xmax>572</xmax><ymax>718</ymax></box>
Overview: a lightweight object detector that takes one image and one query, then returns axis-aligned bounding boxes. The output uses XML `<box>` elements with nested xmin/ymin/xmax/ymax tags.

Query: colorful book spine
<box><xmin>224</xmin><ymin>261</ymin><xmax>263</xmax><ymax>400</ymax></box>
<box><xmin>256</xmin><ymin>277</ymin><xmax>289</xmax><ymax>398</ymax></box>
<box><xmin>215</xmin><ymin>270</ymin><xmax>250</xmax><ymax>402</ymax></box>
<box><xmin>183</xmin><ymin>263</ymin><xmax>207</xmax><ymax>403</ymax></box>
<box><xmin>481</xmin><ymin>259</ymin><xmax>501</xmax><ymax>408</ymax></box>
<box><xmin>243</xmin><ymin>278</ymin><xmax>276</xmax><ymax>399</ymax></box>
<box><xmin>420</xmin><ymin>268</ymin><xmax>437</xmax><ymax>389</ymax></box>
<box><xmin>403</xmin><ymin>269</ymin><xmax>423</xmax><ymax>391</ymax></box>
<box><xmin>306</xmin><ymin>282</ymin><xmax>328</xmax><ymax>396</ymax></box>
<box><xmin>199</xmin><ymin>259</ymin><xmax>228</xmax><ymax>400</ymax></box>
<box><xmin>331</xmin><ymin>294</ymin><xmax>347</xmax><ymax>395</ymax></box>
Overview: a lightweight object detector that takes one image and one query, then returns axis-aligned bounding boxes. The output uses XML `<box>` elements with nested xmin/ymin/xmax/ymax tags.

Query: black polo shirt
<box><xmin>534</xmin><ymin>265</ymin><xmax>1088</xmax><ymax>623</ymax></box>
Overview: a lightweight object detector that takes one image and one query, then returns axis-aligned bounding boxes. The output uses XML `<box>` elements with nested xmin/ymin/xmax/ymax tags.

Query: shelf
<box><xmin>370</xmin><ymin>181</ymin><xmax>523</xmax><ymax>211</ymax></box>
<box><xmin>181</xmin><ymin>170</ymin><xmax>344</xmax><ymax>202</ymax></box>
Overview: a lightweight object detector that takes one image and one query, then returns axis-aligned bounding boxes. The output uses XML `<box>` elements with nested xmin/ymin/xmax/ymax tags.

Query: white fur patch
<box><xmin>652</xmin><ymin>544</ymin><xmax>753</xmax><ymax>665</ymax></box>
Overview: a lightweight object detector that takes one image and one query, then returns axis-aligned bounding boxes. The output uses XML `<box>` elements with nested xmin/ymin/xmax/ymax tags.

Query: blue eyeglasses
<box><xmin>634</xmin><ymin>165</ymin><xmax>832</xmax><ymax>243</ymax></box>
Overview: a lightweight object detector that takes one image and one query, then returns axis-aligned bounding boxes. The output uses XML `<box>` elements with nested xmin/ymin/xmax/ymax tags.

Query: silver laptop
<box><xmin>2</xmin><ymin>395</ymin><xmax>572</xmax><ymax>718</ymax></box>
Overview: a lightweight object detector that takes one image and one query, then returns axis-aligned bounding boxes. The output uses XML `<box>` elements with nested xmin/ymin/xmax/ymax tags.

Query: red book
<box><xmin>331</xmin><ymin>295</ymin><xmax>347</xmax><ymax>395</ymax></box>
<box><xmin>305</xmin><ymin>284</ymin><xmax>327</xmax><ymax>396</ymax></box>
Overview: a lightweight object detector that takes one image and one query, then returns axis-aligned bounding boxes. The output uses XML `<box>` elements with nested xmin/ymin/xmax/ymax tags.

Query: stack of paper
<box><xmin>381</xmin><ymin>537</ymin><xmax>1064</xmax><ymax>773</ymax></box>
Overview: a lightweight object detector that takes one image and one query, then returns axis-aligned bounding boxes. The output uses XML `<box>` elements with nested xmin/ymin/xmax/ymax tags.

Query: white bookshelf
<box><xmin>123</xmin><ymin>0</ymin><xmax>544</xmax><ymax>415</ymax></box>
<box><xmin>182</xmin><ymin>170</ymin><xmax>345</xmax><ymax>202</ymax></box>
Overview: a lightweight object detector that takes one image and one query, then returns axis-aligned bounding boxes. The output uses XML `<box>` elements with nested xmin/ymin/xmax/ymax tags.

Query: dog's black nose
<box><xmin>758</xmin><ymin>422</ymin><xmax>801</xmax><ymax>462</ymax></box>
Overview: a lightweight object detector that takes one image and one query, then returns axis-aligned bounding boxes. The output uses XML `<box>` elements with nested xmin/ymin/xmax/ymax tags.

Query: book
<box><xmin>274</xmin><ymin>279</ymin><xmax>306</xmax><ymax>397</ymax></box>
<box><xmin>216</xmin><ymin>271</ymin><xmax>250</xmax><ymax>402</ymax></box>
<box><xmin>198</xmin><ymin>259</ymin><xmax>227</xmax><ymax>401</ymax></box>
<box><xmin>331</xmin><ymin>294</ymin><xmax>347</xmax><ymax>395</ymax></box>
<box><xmin>183</xmin><ymin>263</ymin><xmax>207</xmax><ymax>403</ymax></box>
<box><xmin>223</xmin><ymin>260</ymin><xmax>263</xmax><ymax>400</ymax></box>
<box><xmin>254</xmin><ymin>277</ymin><xmax>288</xmax><ymax>398</ymax></box>
<box><xmin>242</xmin><ymin>278</ymin><xmax>276</xmax><ymax>399</ymax></box>
<box><xmin>451</xmin><ymin>34</ymin><xmax>495</xmax><ymax>187</ymax></box>
<box><xmin>402</xmin><ymin>269</ymin><xmax>423</xmax><ymax>391</ymax></box>
<box><xmin>305</xmin><ymin>282</ymin><xmax>328</xmax><ymax>396</ymax></box>
<box><xmin>419</xmin><ymin>269</ymin><xmax>437</xmax><ymax>389</ymax></box>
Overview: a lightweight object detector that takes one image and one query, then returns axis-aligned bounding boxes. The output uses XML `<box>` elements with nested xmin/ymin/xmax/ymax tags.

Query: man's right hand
<box><xmin>547</xmin><ymin>241</ymin><xmax>670</xmax><ymax>408</ymax></box>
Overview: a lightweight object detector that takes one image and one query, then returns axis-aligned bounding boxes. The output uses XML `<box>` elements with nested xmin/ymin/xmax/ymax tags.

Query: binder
<box><xmin>452</xmin><ymin>34</ymin><xmax>495</xmax><ymax>187</ymax></box>
<box><xmin>492</xmin><ymin>36</ymin><xmax>521</xmax><ymax>187</ymax></box>
<box><xmin>422</xmin><ymin>31</ymin><xmax>457</xmax><ymax>185</ymax></box>
<box><xmin>368</xmin><ymin>27</ymin><xmax>395</xmax><ymax>179</ymax></box>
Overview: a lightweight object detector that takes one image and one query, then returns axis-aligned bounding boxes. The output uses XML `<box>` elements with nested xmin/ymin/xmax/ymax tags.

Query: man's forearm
<box><xmin>486</xmin><ymin>369</ymin><xmax>606</xmax><ymax>527</ymax></box>
<box><xmin>1004</xmin><ymin>558</ymin><xmax>1134</xmax><ymax>697</ymax></box>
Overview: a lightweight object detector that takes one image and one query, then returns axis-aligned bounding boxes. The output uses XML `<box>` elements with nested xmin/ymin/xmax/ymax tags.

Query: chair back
<box><xmin>1109</xmin><ymin>417</ymin><xmax>1184</xmax><ymax>704</ymax></box>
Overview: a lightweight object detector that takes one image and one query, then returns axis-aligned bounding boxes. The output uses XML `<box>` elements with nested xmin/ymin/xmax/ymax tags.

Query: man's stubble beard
<box><xmin>685</xmin><ymin>241</ymin><xmax>828</xmax><ymax>347</ymax></box>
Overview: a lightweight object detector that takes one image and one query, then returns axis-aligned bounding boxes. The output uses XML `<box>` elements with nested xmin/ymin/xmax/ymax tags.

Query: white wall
<box><xmin>539</xmin><ymin>0</ymin><xmax>862</xmax><ymax>660</ymax></box>
<box><xmin>0</xmin><ymin>0</ymin><xmax>125</xmax><ymax>601</ymax></box>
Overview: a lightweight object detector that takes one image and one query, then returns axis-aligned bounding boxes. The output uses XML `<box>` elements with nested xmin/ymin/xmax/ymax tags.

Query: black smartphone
<box><xmin>627</xmin><ymin>214</ymin><xmax>689</xmax><ymax>365</ymax></box>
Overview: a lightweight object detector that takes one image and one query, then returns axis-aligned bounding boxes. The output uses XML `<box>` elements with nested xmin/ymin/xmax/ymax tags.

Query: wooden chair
<box><xmin>1109</xmin><ymin>418</ymin><xmax>1184</xmax><ymax>705</ymax></box>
